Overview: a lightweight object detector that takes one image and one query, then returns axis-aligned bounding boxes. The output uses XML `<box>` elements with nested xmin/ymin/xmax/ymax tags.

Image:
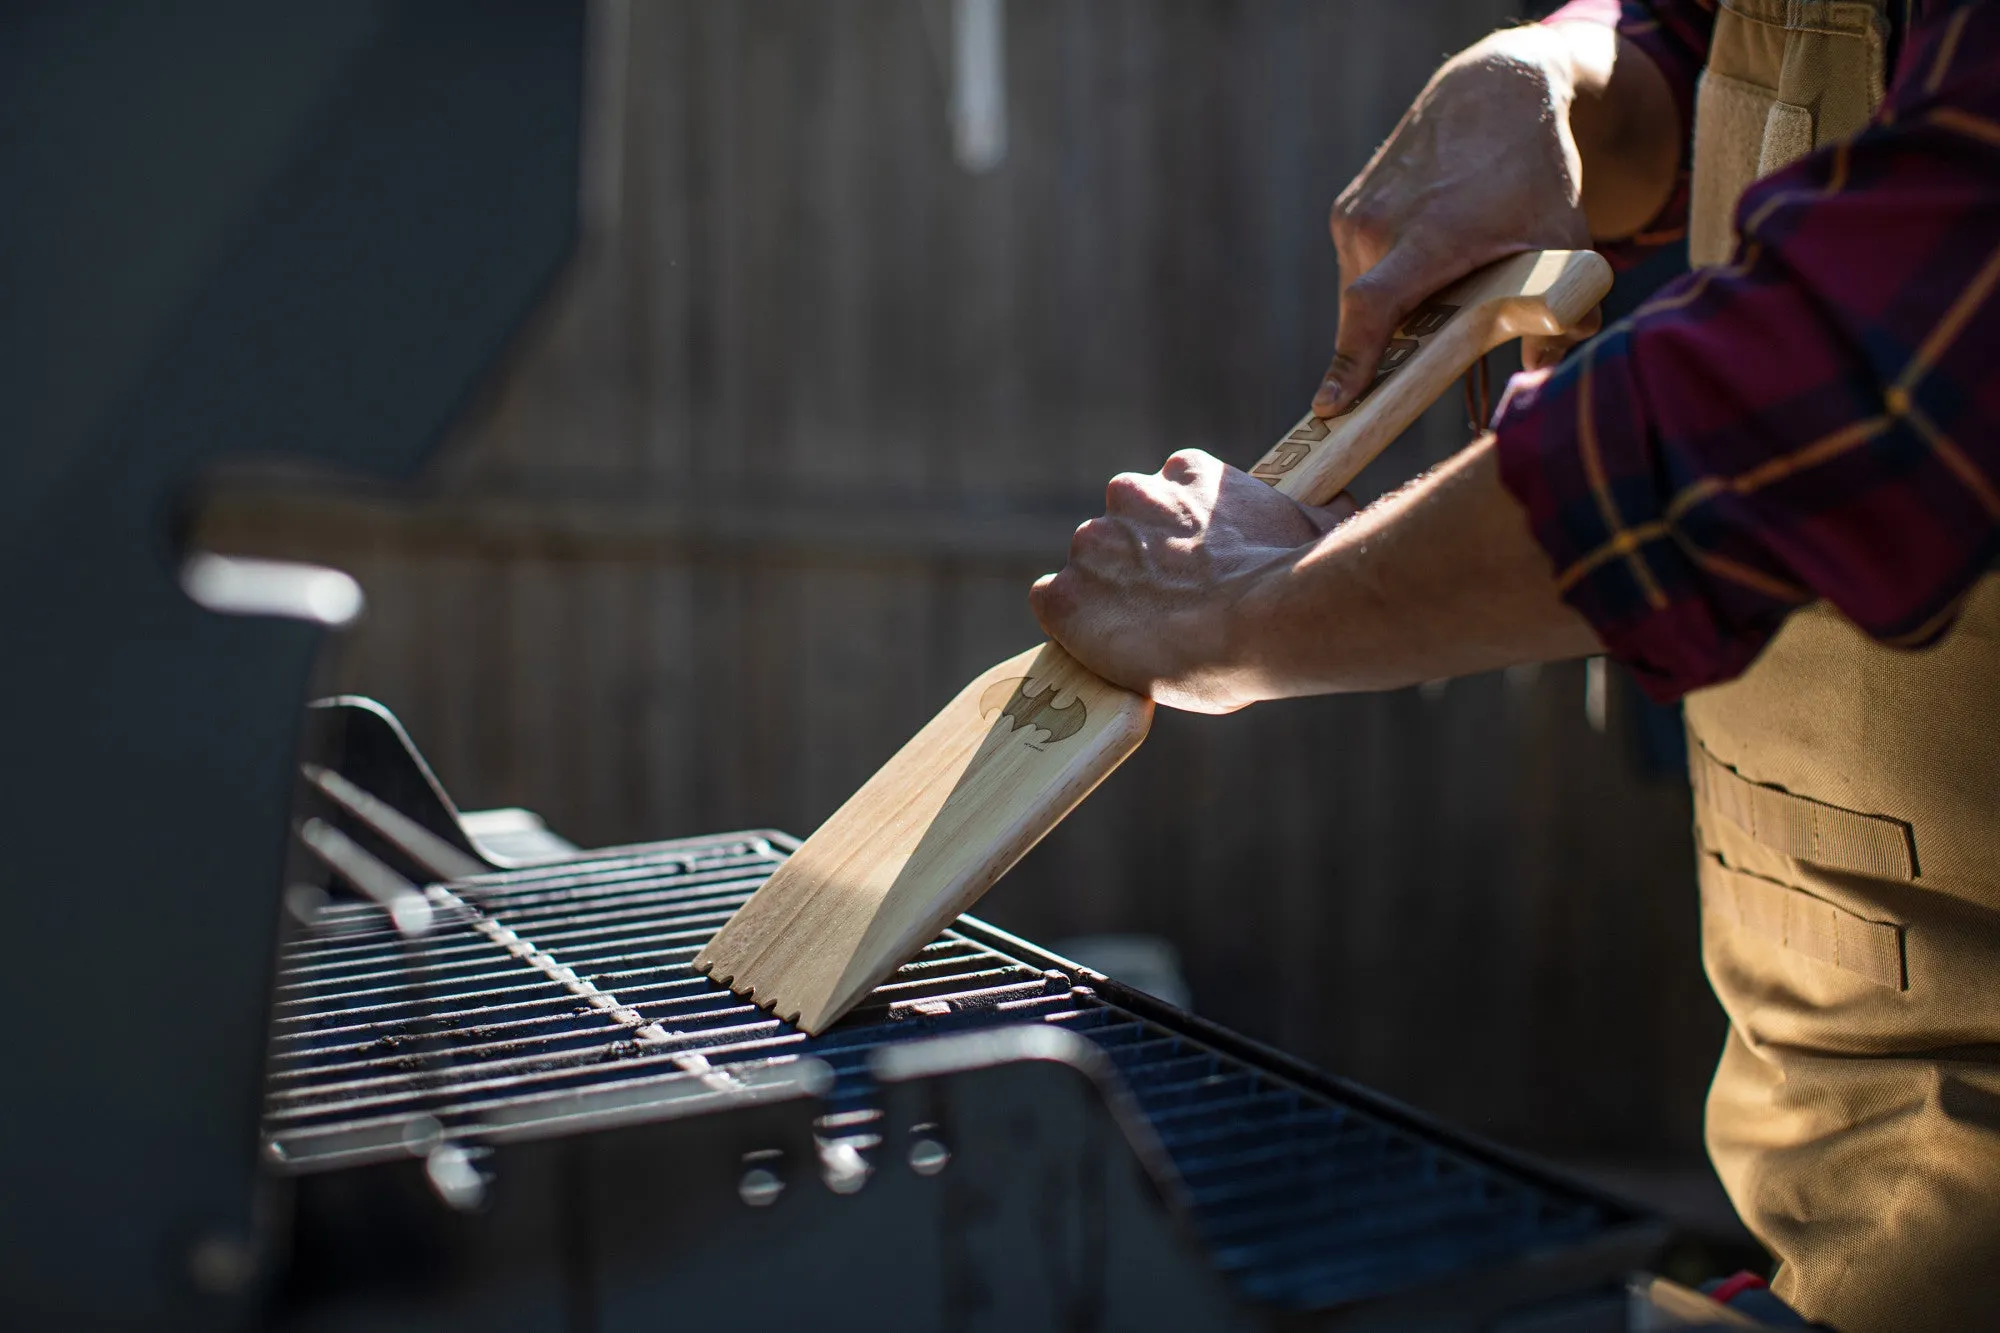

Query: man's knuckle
<box><xmin>1348</xmin><ymin>267</ymin><xmax>1407</xmax><ymax>310</ymax></box>
<box><xmin>1072</xmin><ymin>516</ymin><xmax>1119</xmax><ymax>557</ymax></box>
<box><xmin>1033</xmin><ymin>580</ymin><xmax>1073</xmax><ymax>622</ymax></box>
<box><xmin>1105</xmin><ymin>472</ymin><xmax>1147</xmax><ymax>506</ymax></box>
<box><xmin>1333</xmin><ymin>199</ymin><xmax>1392</xmax><ymax>249</ymax></box>
<box><xmin>1330</xmin><ymin>185</ymin><xmax>1373</xmax><ymax>224</ymax></box>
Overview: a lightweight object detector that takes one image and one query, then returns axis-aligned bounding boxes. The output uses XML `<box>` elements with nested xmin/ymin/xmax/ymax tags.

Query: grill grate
<box><xmin>266</xmin><ymin>832</ymin><xmax>1612</xmax><ymax>1311</ymax></box>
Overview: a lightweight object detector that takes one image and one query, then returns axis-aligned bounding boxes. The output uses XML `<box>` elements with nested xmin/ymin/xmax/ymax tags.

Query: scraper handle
<box><xmin>1246</xmin><ymin>249</ymin><xmax>1612</xmax><ymax>505</ymax></box>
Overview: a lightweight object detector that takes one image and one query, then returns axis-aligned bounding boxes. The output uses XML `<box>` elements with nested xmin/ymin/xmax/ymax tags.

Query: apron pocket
<box><xmin>1703</xmin><ymin>854</ymin><xmax>1909</xmax><ymax>989</ymax></box>
<box><xmin>1691</xmin><ymin>68</ymin><xmax>1779</xmax><ymax>265</ymax></box>
<box><xmin>1692</xmin><ymin>740</ymin><xmax>1918</xmax><ymax>881</ymax></box>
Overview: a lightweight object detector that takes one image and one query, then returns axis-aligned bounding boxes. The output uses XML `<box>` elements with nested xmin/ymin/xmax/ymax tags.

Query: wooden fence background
<box><xmin>204</xmin><ymin>0</ymin><xmax>1723</xmax><ymax>1164</ymax></box>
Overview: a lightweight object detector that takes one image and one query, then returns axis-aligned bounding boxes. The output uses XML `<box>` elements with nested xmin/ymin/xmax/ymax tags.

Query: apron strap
<box><xmin>1692</xmin><ymin>742</ymin><xmax>1918</xmax><ymax>882</ymax></box>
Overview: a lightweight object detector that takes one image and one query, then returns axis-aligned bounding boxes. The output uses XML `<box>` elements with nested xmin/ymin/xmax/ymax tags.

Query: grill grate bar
<box><xmin>276</xmin><ymin>939</ymin><xmax>705</xmax><ymax>999</ymax></box>
<box><xmin>282</xmin><ymin>842</ymin><xmax>778</xmax><ymax>944</ymax></box>
<box><xmin>271</xmin><ymin>989</ymin><xmax>1093</xmax><ymax>1131</ymax></box>
<box><xmin>284</xmin><ymin>880</ymin><xmax>763</xmax><ymax>962</ymax></box>
<box><xmin>268</xmin><ymin>1031</ymin><xmax>811</xmax><ymax>1131</ymax></box>
<box><xmin>271</xmin><ymin>962</ymin><xmax>1045</xmax><ymax>1081</ymax></box>
<box><xmin>270</xmin><ymin>1051</ymin><xmax>814</xmax><ymax>1159</ymax></box>
<box><xmin>272</xmin><ymin>978</ymin><xmax>715</xmax><ymax>1053</ymax></box>
<box><xmin>417</xmin><ymin>881</ymin><xmax>671</xmax><ymax>1041</ymax></box>
<box><xmin>280</xmin><ymin>907</ymin><xmax>725</xmax><ymax>973</ymax></box>
<box><xmin>274</xmin><ymin>935</ymin><xmax>1002</xmax><ymax>1031</ymax></box>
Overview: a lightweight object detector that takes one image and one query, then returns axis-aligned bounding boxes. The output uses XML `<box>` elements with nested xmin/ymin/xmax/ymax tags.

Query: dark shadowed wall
<box><xmin>203</xmin><ymin>0</ymin><xmax>1723</xmax><ymax>1162</ymax></box>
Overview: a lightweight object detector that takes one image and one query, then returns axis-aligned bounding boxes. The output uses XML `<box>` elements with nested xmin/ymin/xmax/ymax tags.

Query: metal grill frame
<box><xmin>269</xmin><ymin>833</ymin><xmax>1665</xmax><ymax>1330</ymax></box>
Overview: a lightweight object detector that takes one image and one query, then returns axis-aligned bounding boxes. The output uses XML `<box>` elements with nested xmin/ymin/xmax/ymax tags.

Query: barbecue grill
<box><xmin>257</xmin><ymin>699</ymin><xmax>1683</xmax><ymax>1330</ymax></box>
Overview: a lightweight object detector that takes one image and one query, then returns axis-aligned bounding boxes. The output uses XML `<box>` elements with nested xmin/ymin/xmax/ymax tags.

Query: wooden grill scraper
<box><xmin>697</xmin><ymin>249</ymin><xmax>1612</xmax><ymax>1034</ymax></box>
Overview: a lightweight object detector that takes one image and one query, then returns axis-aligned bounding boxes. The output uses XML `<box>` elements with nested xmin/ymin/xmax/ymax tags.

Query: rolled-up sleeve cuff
<box><xmin>1490</xmin><ymin>355</ymin><xmax>1777</xmax><ymax>703</ymax></box>
<box><xmin>1541</xmin><ymin>1</ymin><xmax>1704</xmax><ymax>132</ymax></box>
<box><xmin>1542</xmin><ymin>0</ymin><xmax>1705</xmax><ymax>263</ymax></box>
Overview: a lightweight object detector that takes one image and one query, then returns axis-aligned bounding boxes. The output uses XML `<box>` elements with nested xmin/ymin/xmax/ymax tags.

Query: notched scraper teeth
<box><xmin>692</xmin><ymin>938</ymin><xmax>812</xmax><ymax>1028</ymax></box>
<box><xmin>691</xmin><ymin>954</ymin><xmax>751</xmax><ymax>995</ymax></box>
<box><xmin>738</xmin><ymin>982</ymin><xmax>805</xmax><ymax>1031</ymax></box>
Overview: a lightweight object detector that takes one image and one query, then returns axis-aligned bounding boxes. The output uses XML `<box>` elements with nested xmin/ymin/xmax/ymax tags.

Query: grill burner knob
<box><xmin>401</xmin><ymin>1115</ymin><xmax>445</xmax><ymax>1157</ymax></box>
<box><xmin>425</xmin><ymin>1145</ymin><xmax>489</xmax><ymax>1212</ymax></box>
<box><xmin>738</xmin><ymin>1167</ymin><xmax>784</xmax><ymax>1208</ymax></box>
<box><xmin>819</xmin><ymin>1140</ymin><xmax>872</xmax><ymax>1195</ymax></box>
<box><xmin>908</xmin><ymin>1137</ymin><xmax>950</xmax><ymax>1177</ymax></box>
<box><xmin>739</xmin><ymin>1148</ymin><xmax>787</xmax><ymax>1207</ymax></box>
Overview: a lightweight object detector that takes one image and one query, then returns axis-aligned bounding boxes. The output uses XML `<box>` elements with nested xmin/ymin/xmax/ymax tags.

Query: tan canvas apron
<box><xmin>1683</xmin><ymin>4</ymin><xmax>2000</xmax><ymax>1328</ymax></box>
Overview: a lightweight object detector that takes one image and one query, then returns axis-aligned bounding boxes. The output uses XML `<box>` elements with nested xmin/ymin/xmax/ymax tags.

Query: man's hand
<box><xmin>1314</xmin><ymin>22</ymin><xmax>1676</xmax><ymax>416</ymax></box>
<box><xmin>1029</xmin><ymin>450</ymin><xmax>1355</xmax><ymax>713</ymax></box>
<box><xmin>1034</xmin><ymin>441</ymin><xmax>1601</xmax><ymax>710</ymax></box>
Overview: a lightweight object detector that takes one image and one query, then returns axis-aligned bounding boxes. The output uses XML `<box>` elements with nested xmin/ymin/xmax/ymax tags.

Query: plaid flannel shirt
<box><xmin>1495</xmin><ymin>0</ymin><xmax>2000</xmax><ymax>701</ymax></box>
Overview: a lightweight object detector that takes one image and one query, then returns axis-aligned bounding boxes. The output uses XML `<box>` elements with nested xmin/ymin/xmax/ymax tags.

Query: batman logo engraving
<box><xmin>979</xmin><ymin>676</ymin><xmax>1087</xmax><ymax>745</ymax></box>
<box><xmin>1250</xmin><ymin>439</ymin><xmax>1311</xmax><ymax>479</ymax></box>
<box><xmin>1251</xmin><ymin>411</ymin><xmax>1332</xmax><ymax>479</ymax></box>
<box><xmin>1398</xmin><ymin>302</ymin><xmax>1457</xmax><ymax>338</ymax></box>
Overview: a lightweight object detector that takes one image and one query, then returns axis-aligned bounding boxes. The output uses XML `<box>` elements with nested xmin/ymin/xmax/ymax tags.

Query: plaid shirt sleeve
<box><xmin>1542</xmin><ymin>0</ymin><xmax>1716</xmax><ymax>265</ymax></box>
<box><xmin>1493</xmin><ymin>1</ymin><xmax>2000</xmax><ymax>703</ymax></box>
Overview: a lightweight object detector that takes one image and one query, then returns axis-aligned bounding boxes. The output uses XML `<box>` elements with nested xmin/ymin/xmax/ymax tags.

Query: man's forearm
<box><xmin>1234</xmin><ymin>438</ymin><xmax>1602</xmax><ymax>698</ymax></box>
